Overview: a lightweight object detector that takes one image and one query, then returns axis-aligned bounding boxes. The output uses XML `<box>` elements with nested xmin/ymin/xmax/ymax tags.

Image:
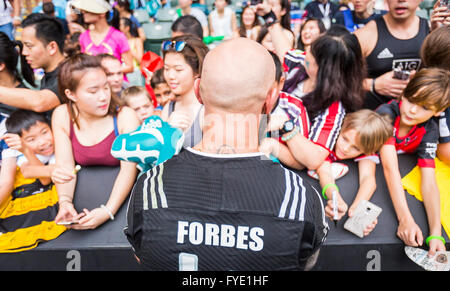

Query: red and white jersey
<box><xmin>271</xmin><ymin>92</ymin><xmax>310</xmax><ymax>144</ymax></box>
<box><xmin>309</xmin><ymin>101</ymin><xmax>346</xmax><ymax>154</ymax></box>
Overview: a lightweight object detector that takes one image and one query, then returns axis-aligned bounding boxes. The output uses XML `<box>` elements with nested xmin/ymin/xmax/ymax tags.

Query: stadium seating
<box><xmin>134</xmin><ymin>8</ymin><xmax>151</xmax><ymax>24</ymax></box>
<box><xmin>155</xmin><ymin>7</ymin><xmax>178</xmax><ymax>22</ymax></box>
<box><xmin>142</xmin><ymin>21</ymin><xmax>172</xmax><ymax>56</ymax></box>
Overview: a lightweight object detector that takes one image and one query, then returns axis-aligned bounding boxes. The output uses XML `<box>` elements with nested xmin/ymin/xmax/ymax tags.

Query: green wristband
<box><xmin>425</xmin><ymin>235</ymin><xmax>446</xmax><ymax>246</ymax></box>
<box><xmin>321</xmin><ymin>183</ymin><xmax>339</xmax><ymax>200</ymax></box>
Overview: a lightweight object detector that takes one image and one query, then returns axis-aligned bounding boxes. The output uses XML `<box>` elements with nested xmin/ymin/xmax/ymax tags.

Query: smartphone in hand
<box><xmin>344</xmin><ymin>200</ymin><xmax>382</xmax><ymax>238</ymax></box>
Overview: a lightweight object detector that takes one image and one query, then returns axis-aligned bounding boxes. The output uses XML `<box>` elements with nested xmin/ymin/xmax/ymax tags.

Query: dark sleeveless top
<box><xmin>70</xmin><ymin>116</ymin><xmax>120</xmax><ymax>166</ymax></box>
<box><xmin>364</xmin><ymin>16</ymin><xmax>429</xmax><ymax>110</ymax></box>
<box><xmin>168</xmin><ymin>101</ymin><xmax>202</xmax><ymax>148</ymax></box>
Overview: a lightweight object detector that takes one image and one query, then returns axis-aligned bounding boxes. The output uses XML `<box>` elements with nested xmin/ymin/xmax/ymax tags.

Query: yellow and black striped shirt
<box><xmin>0</xmin><ymin>167</ymin><xmax>66</xmax><ymax>253</ymax></box>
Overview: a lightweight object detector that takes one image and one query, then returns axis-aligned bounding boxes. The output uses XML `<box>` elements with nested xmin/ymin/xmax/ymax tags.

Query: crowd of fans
<box><xmin>0</xmin><ymin>0</ymin><xmax>449</xmax><ymax>270</ymax></box>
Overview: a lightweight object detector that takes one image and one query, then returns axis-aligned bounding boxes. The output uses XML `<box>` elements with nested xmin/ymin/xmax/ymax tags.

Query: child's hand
<box><xmin>325</xmin><ymin>196</ymin><xmax>348</xmax><ymax>220</ymax></box>
<box><xmin>51</xmin><ymin>165</ymin><xmax>76</xmax><ymax>184</ymax></box>
<box><xmin>1</xmin><ymin>133</ymin><xmax>24</xmax><ymax>152</ymax></box>
<box><xmin>427</xmin><ymin>237</ymin><xmax>446</xmax><ymax>258</ymax></box>
<box><xmin>55</xmin><ymin>201</ymin><xmax>83</xmax><ymax>225</ymax></box>
<box><xmin>397</xmin><ymin>218</ymin><xmax>424</xmax><ymax>247</ymax></box>
<box><xmin>348</xmin><ymin>202</ymin><xmax>378</xmax><ymax>236</ymax></box>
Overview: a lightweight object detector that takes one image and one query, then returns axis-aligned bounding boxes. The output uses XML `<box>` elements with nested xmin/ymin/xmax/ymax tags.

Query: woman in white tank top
<box><xmin>208</xmin><ymin>0</ymin><xmax>237</xmax><ymax>39</ymax></box>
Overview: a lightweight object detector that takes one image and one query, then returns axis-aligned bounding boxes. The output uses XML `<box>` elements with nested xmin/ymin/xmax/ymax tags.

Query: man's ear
<box><xmin>194</xmin><ymin>77</ymin><xmax>203</xmax><ymax>104</ymax></box>
<box><xmin>278</xmin><ymin>75</ymin><xmax>286</xmax><ymax>93</ymax></box>
<box><xmin>263</xmin><ymin>84</ymin><xmax>279</xmax><ymax>115</ymax></box>
<box><xmin>46</xmin><ymin>40</ymin><xmax>59</xmax><ymax>56</ymax></box>
<box><xmin>0</xmin><ymin>63</ymin><xmax>5</xmax><ymax>72</ymax></box>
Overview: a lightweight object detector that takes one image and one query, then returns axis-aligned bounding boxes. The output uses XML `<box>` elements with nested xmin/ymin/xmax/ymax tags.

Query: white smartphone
<box><xmin>344</xmin><ymin>200</ymin><xmax>382</xmax><ymax>238</ymax></box>
<box><xmin>56</xmin><ymin>221</ymin><xmax>79</xmax><ymax>226</ymax></box>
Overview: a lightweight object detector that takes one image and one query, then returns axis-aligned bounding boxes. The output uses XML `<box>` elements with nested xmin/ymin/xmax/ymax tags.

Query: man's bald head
<box><xmin>198</xmin><ymin>38</ymin><xmax>276</xmax><ymax>113</ymax></box>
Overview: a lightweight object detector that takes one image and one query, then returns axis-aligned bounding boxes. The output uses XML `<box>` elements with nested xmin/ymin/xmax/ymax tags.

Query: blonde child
<box><xmin>262</xmin><ymin>109</ymin><xmax>393</xmax><ymax>232</ymax></box>
<box><xmin>314</xmin><ymin>110</ymin><xmax>392</xmax><ymax>231</ymax></box>
<box><xmin>122</xmin><ymin>86</ymin><xmax>155</xmax><ymax>123</ymax></box>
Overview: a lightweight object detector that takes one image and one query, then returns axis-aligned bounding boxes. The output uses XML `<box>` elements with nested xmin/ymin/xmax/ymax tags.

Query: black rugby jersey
<box><xmin>364</xmin><ymin>16</ymin><xmax>429</xmax><ymax>110</ymax></box>
<box><xmin>376</xmin><ymin>100</ymin><xmax>439</xmax><ymax>168</ymax></box>
<box><xmin>125</xmin><ymin>148</ymin><xmax>329</xmax><ymax>271</ymax></box>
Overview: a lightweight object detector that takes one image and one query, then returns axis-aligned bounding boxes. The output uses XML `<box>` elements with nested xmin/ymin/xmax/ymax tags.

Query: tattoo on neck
<box><xmin>216</xmin><ymin>145</ymin><xmax>236</xmax><ymax>154</ymax></box>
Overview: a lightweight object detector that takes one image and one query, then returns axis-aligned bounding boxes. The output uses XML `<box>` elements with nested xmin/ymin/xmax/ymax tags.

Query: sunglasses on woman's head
<box><xmin>162</xmin><ymin>41</ymin><xmax>186</xmax><ymax>52</ymax></box>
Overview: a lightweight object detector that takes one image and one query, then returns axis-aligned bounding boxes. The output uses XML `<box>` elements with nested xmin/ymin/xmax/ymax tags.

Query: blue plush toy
<box><xmin>111</xmin><ymin>115</ymin><xmax>184</xmax><ymax>173</ymax></box>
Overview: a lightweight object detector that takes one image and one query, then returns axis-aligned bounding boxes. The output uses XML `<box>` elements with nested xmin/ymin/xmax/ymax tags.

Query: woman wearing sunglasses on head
<box><xmin>160</xmin><ymin>35</ymin><xmax>209</xmax><ymax>148</ymax></box>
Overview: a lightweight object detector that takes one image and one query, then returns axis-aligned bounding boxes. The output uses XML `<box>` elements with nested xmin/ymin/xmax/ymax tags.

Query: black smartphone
<box><xmin>393</xmin><ymin>67</ymin><xmax>411</xmax><ymax>80</ymax></box>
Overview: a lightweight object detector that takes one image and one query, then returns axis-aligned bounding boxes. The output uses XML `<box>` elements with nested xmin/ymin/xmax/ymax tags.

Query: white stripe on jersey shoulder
<box><xmin>278</xmin><ymin>168</ymin><xmax>292</xmax><ymax>218</ymax></box>
<box><xmin>186</xmin><ymin>147</ymin><xmax>265</xmax><ymax>158</ymax></box>
<box><xmin>279</xmin><ymin>167</ymin><xmax>307</xmax><ymax>221</ymax></box>
<box><xmin>311</xmin><ymin>185</ymin><xmax>329</xmax><ymax>235</ymax></box>
<box><xmin>143</xmin><ymin>164</ymin><xmax>168</xmax><ymax>210</ymax></box>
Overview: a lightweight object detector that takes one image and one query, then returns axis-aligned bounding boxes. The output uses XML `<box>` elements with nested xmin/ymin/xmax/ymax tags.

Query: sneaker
<box><xmin>111</xmin><ymin>115</ymin><xmax>184</xmax><ymax>172</ymax></box>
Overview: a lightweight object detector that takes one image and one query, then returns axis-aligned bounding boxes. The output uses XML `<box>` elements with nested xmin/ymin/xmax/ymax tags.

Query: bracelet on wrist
<box><xmin>425</xmin><ymin>235</ymin><xmax>445</xmax><ymax>246</ymax></box>
<box><xmin>321</xmin><ymin>183</ymin><xmax>339</xmax><ymax>200</ymax></box>
<box><xmin>13</xmin><ymin>16</ymin><xmax>21</xmax><ymax>22</ymax></box>
<box><xmin>371</xmin><ymin>78</ymin><xmax>378</xmax><ymax>95</ymax></box>
<box><xmin>281</xmin><ymin>127</ymin><xmax>299</xmax><ymax>142</ymax></box>
<box><xmin>101</xmin><ymin>204</ymin><xmax>115</xmax><ymax>221</ymax></box>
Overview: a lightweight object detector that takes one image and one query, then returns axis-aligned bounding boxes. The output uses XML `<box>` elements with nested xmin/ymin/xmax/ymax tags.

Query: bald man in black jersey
<box><xmin>125</xmin><ymin>38</ymin><xmax>329</xmax><ymax>271</ymax></box>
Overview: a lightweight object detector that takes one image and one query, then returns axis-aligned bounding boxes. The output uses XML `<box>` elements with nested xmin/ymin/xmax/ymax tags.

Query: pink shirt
<box><xmin>79</xmin><ymin>27</ymin><xmax>130</xmax><ymax>61</ymax></box>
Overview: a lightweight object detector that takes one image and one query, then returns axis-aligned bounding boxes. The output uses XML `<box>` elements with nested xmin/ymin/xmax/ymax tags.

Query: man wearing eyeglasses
<box><xmin>125</xmin><ymin>38</ymin><xmax>329</xmax><ymax>271</ymax></box>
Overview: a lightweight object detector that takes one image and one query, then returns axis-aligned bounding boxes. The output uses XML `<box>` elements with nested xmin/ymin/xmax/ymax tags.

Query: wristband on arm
<box><xmin>321</xmin><ymin>183</ymin><xmax>339</xmax><ymax>200</ymax></box>
<box><xmin>262</xmin><ymin>10</ymin><xmax>278</xmax><ymax>27</ymax></box>
<box><xmin>425</xmin><ymin>235</ymin><xmax>445</xmax><ymax>246</ymax></box>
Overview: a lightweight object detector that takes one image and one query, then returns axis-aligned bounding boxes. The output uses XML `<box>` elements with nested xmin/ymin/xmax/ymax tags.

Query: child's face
<box><xmin>21</xmin><ymin>121</ymin><xmax>54</xmax><ymax>156</ymax></box>
<box><xmin>334</xmin><ymin>128</ymin><xmax>363</xmax><ymax>160</ymax></box>
<box><xmin>154</xmin><ymin>83</ymin><xmax>174</xmax><ymax>107</ymax></box>
<box><xmin>400</xmin><ymin>97</ymin><xmax>440</xmax><ymax>127</ymax></box>
<box><xmin>127</xmin><ymin>94</ymin><xmax>155</xmax><ymax>123</ymax></box>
